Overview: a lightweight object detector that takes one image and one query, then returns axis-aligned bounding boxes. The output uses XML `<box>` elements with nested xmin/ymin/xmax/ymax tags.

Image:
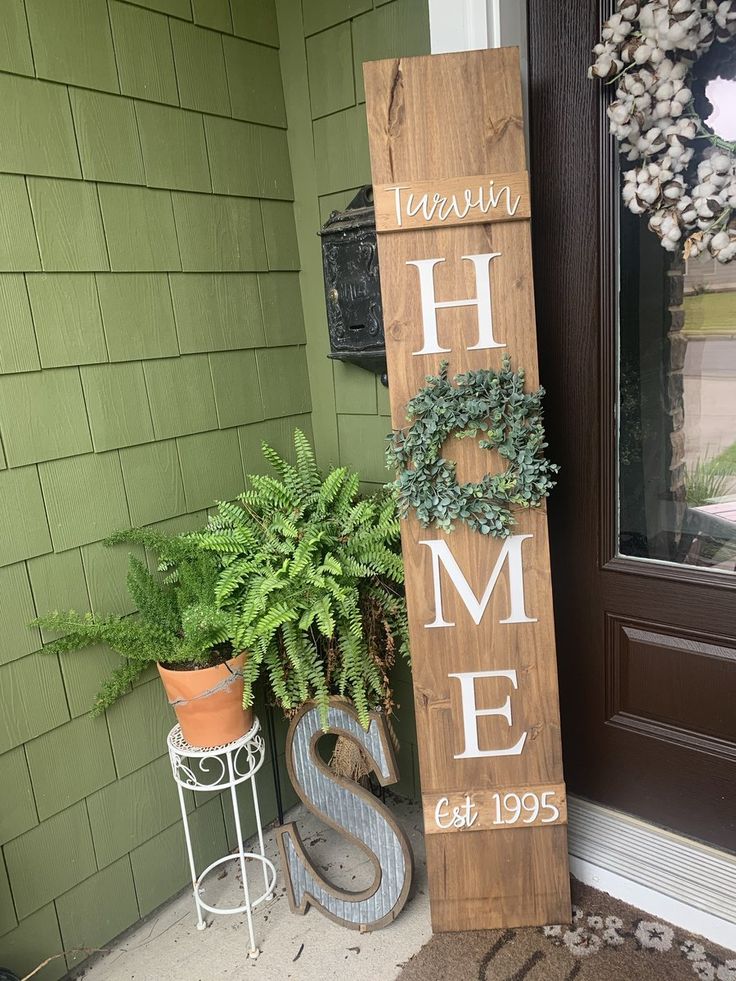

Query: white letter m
<box><xmin>420</xmin><ymin>536</ymin><xmax>537</xmax><ymax>628</ymax></box>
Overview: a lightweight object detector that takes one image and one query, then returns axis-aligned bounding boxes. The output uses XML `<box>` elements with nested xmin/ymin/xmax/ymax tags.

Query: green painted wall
<box><xmin>0</xmin><ymin>1</ymin><xmax>430</xmax><ymax>975</ymax></box>
<box><xmin>277</xmin><ymin>0</ymin><xmax>430</xmax><ymax>802</ymax></box>
<box><xmin>0</xmin><ymin>2</ymin><xmax>303</xmax><ymax>977</ymax></box>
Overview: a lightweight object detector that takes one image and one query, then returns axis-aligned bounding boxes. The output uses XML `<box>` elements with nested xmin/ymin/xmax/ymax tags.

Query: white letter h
<box><xmin>407</xmin><ymin>253</ymin><xmax>505</xmax><ymax>356</ymax></box>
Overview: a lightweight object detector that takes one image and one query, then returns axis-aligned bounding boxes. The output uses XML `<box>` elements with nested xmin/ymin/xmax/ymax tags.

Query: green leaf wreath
<box><xmin>386</xmin><ymin>357</ymin><xmax>559</xmax><ymax>537</ymax></box>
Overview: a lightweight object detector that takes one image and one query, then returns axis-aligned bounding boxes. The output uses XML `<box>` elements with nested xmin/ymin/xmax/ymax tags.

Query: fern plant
<box><xmin>33</xmin><ymin>530</ymin><xmax>237</xmax><ymax>715</ymax></box>
<box><xmin>191</xmin><ymin>430</ymin><xmax>409</xmax><ymax>729</ymax></box>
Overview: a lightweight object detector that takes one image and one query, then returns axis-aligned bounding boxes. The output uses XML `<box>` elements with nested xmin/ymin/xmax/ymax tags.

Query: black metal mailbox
<box><xmin>319</xmin><ymin>185</ymin><xmax>387</xmax><ymax>385</ymax></box>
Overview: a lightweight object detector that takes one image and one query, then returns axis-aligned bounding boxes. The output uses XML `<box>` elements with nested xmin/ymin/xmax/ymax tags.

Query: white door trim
<box><xmin>428</xmin><ymin>0</ymin><xmax>525</xmax><ymax>53</ymax></box>
<box><xmin>428</xmin><ymin>0</ymin><xmax>495</xmax><ymax>53</ymax></box>
<box><xmin>569</xmin><ymin>796</ymin><xmax>736</xmax><ymax>948</ymax></box>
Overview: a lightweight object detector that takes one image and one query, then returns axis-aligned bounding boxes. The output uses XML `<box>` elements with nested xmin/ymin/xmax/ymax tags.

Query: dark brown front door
<box><xmin>528</xmin><ymin>0</ymin><xmax>736</xmax><ymax>852</ymax></box>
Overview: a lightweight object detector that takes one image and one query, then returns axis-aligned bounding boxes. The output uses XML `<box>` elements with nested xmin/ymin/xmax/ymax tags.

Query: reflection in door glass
<box><xmin>618</xmin><ymin>208</ymin><xmax>736</xmax><ymax>572</ymax></box>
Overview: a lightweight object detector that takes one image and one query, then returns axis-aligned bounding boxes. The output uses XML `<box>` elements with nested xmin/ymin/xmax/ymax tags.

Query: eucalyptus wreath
<box><xmin>589</xmin><ymin>0</ymin><xmax>736</xmax><ymax>261</ymax></box>
<box><xmin>385</xmin><ymin>358</ymin><xmax>559</xmax><ymax>538</ymax></box>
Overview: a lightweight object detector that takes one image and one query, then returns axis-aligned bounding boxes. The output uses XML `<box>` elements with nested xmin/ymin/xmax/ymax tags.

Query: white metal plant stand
<box><xmin>166</xmin><ymin>718</ymin><xmax>277</xmax><ymax>959</ymax></box>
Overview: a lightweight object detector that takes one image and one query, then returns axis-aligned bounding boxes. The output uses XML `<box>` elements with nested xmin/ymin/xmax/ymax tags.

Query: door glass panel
<box><xmin>618</xmin><ymin>207</ymin><xmax>736</xmax><ymax>572</ymax></box>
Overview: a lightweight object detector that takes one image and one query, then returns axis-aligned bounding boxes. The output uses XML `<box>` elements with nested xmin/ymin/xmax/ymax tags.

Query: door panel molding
<box><xmin>605</xmin><ymin>616</ymin><xmax>736</xmax><ymax>752</ymax></box>
<box><xmin>604</xmin><ymin>554</ymin><xmax>736</xmax><ymax>591</ymax></box>
<box><xmin>606</xmin><ymin>615</ymin><xmax>736</xmax><ymax>760</ymax></box>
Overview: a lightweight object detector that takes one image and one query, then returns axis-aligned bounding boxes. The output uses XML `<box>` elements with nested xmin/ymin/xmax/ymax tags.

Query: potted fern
<box><xmin>192</xmin><ymin>431</ymin><xmax>409</xmax><ymax>774</ymax></box>
<box><xmin>33</xmin><ymin>531</ymin><xmax>251</xmax><ymax>749</ymax></box>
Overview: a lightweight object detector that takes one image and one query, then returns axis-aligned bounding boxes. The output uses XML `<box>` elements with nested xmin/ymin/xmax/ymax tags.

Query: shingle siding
<box><xmin>0</xmin><ymin>2</ymin><xmax>310</xmax><ymax>977</ymax></box>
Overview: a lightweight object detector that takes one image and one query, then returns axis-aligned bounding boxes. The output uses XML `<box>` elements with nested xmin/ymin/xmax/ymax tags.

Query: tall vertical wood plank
<box><xmin>365</xmin><ymin>49</ymin><xmax>570</xmax><ymax>932</ymax></box>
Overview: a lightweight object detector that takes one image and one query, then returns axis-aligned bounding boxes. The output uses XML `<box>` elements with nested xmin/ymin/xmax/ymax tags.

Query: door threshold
<box><xmin>568</xmin><ymin>796</ymin><xmax>736</xmax><ymax>949</ymax></box>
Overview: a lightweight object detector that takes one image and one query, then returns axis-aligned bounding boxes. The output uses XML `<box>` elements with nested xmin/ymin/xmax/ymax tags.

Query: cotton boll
<box><xmin>640</xmin><ymin>183</ymin><xmax>661</xmax><ymax>203</ymax></box>
<box><xmin>591</xmin><ymin>0</ymin><xmax>736</xmax><ymax>263</ymax></box>
<box><xmin>716</xmin><ymin>0</ymin><xmax>736</xmax><ymax>29</ymax></box>
<box><xmin>711</xmin><ymin>226</ymin><xmax>736</xmax><ymax>262</ymax></box>
<box><xmin>712</xmin><ymin>230</ymin><xmax>731</xmax><ymax>249</ymax></box>
<box><xmin>610</xmin><ymin>102</ymin><xmax>632</xmax><ymax>125</ymax></box>
<box><xmin>684</xmin><ymin>231</ymin><xmax>710</xmax><ymax>257</ymax></box>
<box><xmin>635</xmin><ymin>41</ymin><xmax>656</xmax><ymax>62</ymax></box>
<box><xmin>623</xmin><ymin>184</ymin><xmax>638</xmax><ymax>203</ymax></box>
<box><xmin>664</xmin><ymin>179</ymin><xmax>685</xmax><ymax>199</ymax></box>
<box><xmin>603</xmin><ymin>12</ymin><xmax>633</xmax><ymax>41</ymax></box>
<box><xmin>710</xmin><ymin>152</ymin><xmax>731</xmax><ymax>173</ymax></box>
<box><xmin>667</xmin><ymin>116</ymin><xmax>696</xmax><ymax>140</ymax></box>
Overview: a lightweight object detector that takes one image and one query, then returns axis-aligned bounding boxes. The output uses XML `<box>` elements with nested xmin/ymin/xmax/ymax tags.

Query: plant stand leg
<box><xmin>250</xmin><ymin>775</ymin><xmax>271</xmax><ymax>898</ymax></box>
<box><xmin>227</xmin><ymin>752</ymin><xmax>259</xmax><ymax>959</ymax></box>
<box><xmin>177</xmin><ymin>782</ymin><xmax>206</xmax><ymax>932</ymax></box>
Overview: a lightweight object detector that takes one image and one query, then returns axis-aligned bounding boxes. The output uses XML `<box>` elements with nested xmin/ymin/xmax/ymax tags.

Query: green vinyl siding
<box><xmin>276</xmin><ymin>0</ymin><xmax>428</xmax><ymax>810</ymax></box>
<box><xmin>0</xmin><ymin>0</ymin><xmax>427</xmax><ymax>975</ymax></box>
<box><xmin>0</xmin><ymin>2</ymin><xmax>312</xmax><ymax>977</ymax></box>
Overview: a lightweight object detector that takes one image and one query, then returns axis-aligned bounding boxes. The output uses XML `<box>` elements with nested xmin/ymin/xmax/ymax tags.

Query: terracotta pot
<box><xmin>157</xmin><ymin>652</ymin><xmax>252</xmax><ymax>749</ymax></box>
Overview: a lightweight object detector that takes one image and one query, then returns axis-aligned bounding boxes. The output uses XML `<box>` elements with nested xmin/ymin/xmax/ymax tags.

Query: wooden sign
<box><xmin>364</xmin><ymin>48</ymin><xmax>571</xmax><ymax>932</ymax></box>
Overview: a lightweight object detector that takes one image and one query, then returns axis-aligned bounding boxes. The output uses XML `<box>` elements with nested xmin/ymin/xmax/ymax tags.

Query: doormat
<box><xmin>395</xmin><ymin>881</ymin><xmax>735</xmax><ymax>981</ymax></box>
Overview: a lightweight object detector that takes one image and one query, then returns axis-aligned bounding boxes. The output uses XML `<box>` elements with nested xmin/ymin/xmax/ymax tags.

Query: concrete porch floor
<box><xmin>76</xmin><ymin>797</ymin><xmax>432</xmax><ymax>981</ymax></box>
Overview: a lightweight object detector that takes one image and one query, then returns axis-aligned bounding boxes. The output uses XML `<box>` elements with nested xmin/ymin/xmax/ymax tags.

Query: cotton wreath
<box><xmin>385</xmin><ymin>358</ymin><xmax>558</xmax><ymax>538</ymax></box>
<box><xmin>590</xmin><ymin>0</ymin><xmax>736</xmax><ymax>262</ymax></box>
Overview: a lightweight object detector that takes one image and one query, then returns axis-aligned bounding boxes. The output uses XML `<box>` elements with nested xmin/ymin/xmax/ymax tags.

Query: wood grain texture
<box><xmin>0</xmin><ymin>562</ymin><xmax>41</xmax><ymax>665</ymax></box>
<box><xmin>0</xmin><ymin>367</ymin><xmax>93</xmax><ymax>466</ymax></box>
<box><xmin>0</xmin><ymin>273</ymin><xmax>40</xmax><ymax>371</ymax></box>
<box><xmin>365</xmin><ymin>49</ymin><xmax>570</xmax><ymax>931</ymax></box>
<box><xmin>28</xmin><ymin>178</ymin><xmax>108</xmax><ymax>272</ymax></box>
<box><xmin>28</xmin><ymin>273</ymin><xmax>107</xmax><ymax>368</ymax></box>
<box><xmin>38</xmin><ymin>452</ymin><xmax>130</xmax><ymax>551</ymax></box>
<box><xmin>3</xmin><ymin>800</ymin><xmax>96</xmax><ymax>919</ymax></box>
<box><xmin>85</xmin><ymin>755</ymin><xmax>182</xmax><ymax>868</ymax></box>
<box><xmin>0</xmin><ymin>745</ymin><xmax>37</xmax><ymax>846</ymax></box>
<box><xmin>0</xmin><ymin>652</ymin><xmax>69</xmax><ymax>755</ymax></box>
<box><xmin>109</xmin><ymin>1</ymin><xmax>178</xmax><ymax>106</ymax></box>
<box><xmin>373</xmin><ymin>171</ymin><xmax>530</xmax><ymax>232</ymax></box>
<box><xmin>0</xmin><ymin>466</ymin><xmax>52</xmax><ymax>566</ymax></box>
<box><xmin>169</xmin><ymin>18</ymin><xmax>230</xmax><ymax>116</ymax></box>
